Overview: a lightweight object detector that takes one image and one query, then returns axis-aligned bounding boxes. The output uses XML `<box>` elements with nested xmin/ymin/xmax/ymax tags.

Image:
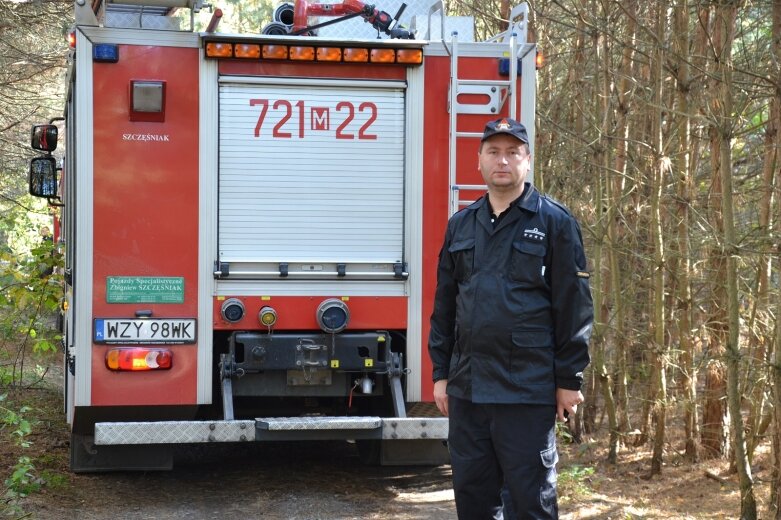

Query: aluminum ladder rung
<box><xmin>448</xmin><ymin>31</ymin><xmax>519</xmax><ymax>217</ymax></box>
<box><xmin>455</xmin><ymin>131</ymin><xmax>484</xmax><ymax>139</ymax></box>
<box><xmin>457</xmin><ymin>79</ymin><xmax>512</xmax><ymax>87</ymax></box>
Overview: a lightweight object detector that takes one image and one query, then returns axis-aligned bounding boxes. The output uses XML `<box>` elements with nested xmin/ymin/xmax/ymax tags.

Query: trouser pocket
<box><xmin>539</xmin><ymin>445</ymin><xmax>559</xmax><ymax>517</ymax></box>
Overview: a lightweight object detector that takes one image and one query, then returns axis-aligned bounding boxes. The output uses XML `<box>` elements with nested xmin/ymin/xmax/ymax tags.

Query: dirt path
<box><xmin>4</xmin><ymin>384</ymin><xmax>774</xmax><ymax>519</ymax></box>
<box><xmin>29</xmin><ymin>441</ymin><xmax>457</xmax><ymax>519</ymax></box>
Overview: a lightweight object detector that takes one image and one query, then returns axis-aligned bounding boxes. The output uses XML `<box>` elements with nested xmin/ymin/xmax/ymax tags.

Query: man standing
<box><xmin>429</xmin><ymin>118</ymin><xmax>593</xmax><ymax>519</ymax></box>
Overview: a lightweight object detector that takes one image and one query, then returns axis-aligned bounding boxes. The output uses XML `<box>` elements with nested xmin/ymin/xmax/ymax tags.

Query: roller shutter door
<box><xmin>218</xmin><ymin>79</ymin><xmax>406</xmax><ymax>279</ymax></box>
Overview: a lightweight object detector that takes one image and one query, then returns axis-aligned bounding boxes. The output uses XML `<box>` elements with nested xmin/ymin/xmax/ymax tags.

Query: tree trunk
<box><xmin>774</xmin><ymin>258</ymin><xmax>781</xmax><ymax>517</ymax></box>
<box><xmin>635</xmin><ymin>9</ymin><xmax>659</xmax><ymax>447</ymax></box>
<box><xmin>711</xmin><ymin>2</ymin><xmax>756</xmax><ymax>517</ymax></box>
<box><xmin>611</xmin><ymin>0</ymin><xmax>636</xmax><ymax>439</ymax></box>
<box><xmin>744</xmin><ymin>0</ymin><xmax>779</xmax><ymax>463</ymax></box>
<box><xmin>500</xmin><ymin>0</ymin><xmax>510</xmax><ymax>30</ymax></box>
<box><xmin>591</xmin><ymin>1</ymin><xmax>619</xmax><ymax>462</ymax></box>
<box><xmin>648</xmin><ymin>0</ymin><xmax>668</xmax><ymax>477</ymax></box>
<box><xmin>672</xmin><ymin>0</ymin><xmax>701</xmax><ymax>463</ymax></box>
<box><xmin>774</xmin><ymin>327</ymin><xmax>781</xmax><ymax>517</ymax></box>
<box><xmin>702</xmin><ymin>123</ymin><xmax>730</xmax><ymax>459</ymax></box>
<box><xmin>769</xmin><ymin>1</ymin><xmax>781</xmax><ymax>515</ymax></box>
<box><xmin>570</xmin><ymin>4</ymin><xmax>599</xmax><ymax>434</ymax></box>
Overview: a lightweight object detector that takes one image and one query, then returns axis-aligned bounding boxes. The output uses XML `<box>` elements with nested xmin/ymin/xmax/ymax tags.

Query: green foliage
<box><xmin>0</xmin><ymin>204</ymin><xmax>63</xmax><ymax>386</ymax></box>
<box><xmin>226</xmin><ymin>0</ymin><xmax>276</xmax><ymax>33</ymax></box>
<box><xmin>556</xmin><ymin>420</ymin><xmax>574</xmax><ymax>444</ymax></box>
<box><xmin>1</xmin><ymin>393</ymin><xmax>67</xmax><ymax>516</ymax></box>
<box><xmin>39</xmin><ymin>469</ymin><xmax>68</xmax><ymax>489</ymax></box>
<box><xmin>1</xmin><ymin>407</ymin><xmax>33</xmax><ymax>449</ymax></box>
<box><xmin>0</xmin><ymin>203</ymin><xmax>64</xmax><ymax>513</ymax></box>
<box><xmin>0</xmin><ymin>4</ymin><xmax>68</xmax><ymax>510</ymax></box>
<box><xmin>558</xmin><ymin>464</ymin><xmax>596</xmax><ymax>500</ymax></box>
<box><xmin>1</xmin><ymin>396</ymin><xmax>41</xmax><ymax>503</ymax></box>
<box><xmin>4</xmin><ymin>456</ymin><xmax>41</xmax><ymax>498</ymax></box>
<box><xmin>190</xmin><ymin>0</ymin><xmax>276</xmax><ymax>33</ymax></box>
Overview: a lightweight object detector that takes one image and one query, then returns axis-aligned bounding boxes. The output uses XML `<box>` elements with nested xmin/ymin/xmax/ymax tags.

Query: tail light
<box><xmin>106</xmin><ymin>348</ymin><xmax>173</xmax><ymax>371</ymax></box>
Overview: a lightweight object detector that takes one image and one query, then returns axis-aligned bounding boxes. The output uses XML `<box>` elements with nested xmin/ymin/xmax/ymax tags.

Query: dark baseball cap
<box><xmin>481</xmin><ymin>118</ymin><xmax>529</xmax><ymax>144</ymax></box>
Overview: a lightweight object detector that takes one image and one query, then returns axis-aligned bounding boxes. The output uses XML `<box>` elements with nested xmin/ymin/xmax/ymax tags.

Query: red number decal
<box><xmin>273</xmin><ymin>100</ymin><xmax>292</xmax><ymax>138</ymax></box>
<box><xmin>250</xmin><ymin>99</ymin><xmax>269</xmax><ymax>137</ymax></box>
<box><xmin>335</xmin><ymin>102</ymin><xmax>354</xmax><ymax>140</ymax></box>
<box><xmin>296</xmin><ymin>100</ymin><xmax>305</xmax><ymax>138</ymax></box>
<box><xmin>358</xmin><ymin>102</ymin><xmax>378</xmax><ymax>140</ymax></box>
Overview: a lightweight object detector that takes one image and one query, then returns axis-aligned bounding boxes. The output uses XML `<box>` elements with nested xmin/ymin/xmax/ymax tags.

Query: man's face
<box><xmin>478</xmin><ymin>134</ymin><xmax>530</xmax><ymax>192</ymax></box>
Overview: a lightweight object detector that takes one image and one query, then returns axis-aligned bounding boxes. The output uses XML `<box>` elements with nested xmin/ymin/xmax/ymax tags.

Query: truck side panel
<box><xmin>91</xmin><ymin>45</ymin><xmax>200</xmax><ymax>406</ymax></box>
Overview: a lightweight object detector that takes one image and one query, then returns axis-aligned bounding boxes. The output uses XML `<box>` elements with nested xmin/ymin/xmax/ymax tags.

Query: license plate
<box><xmin>94</xmin><ymin>318</ymin><xmax>197</xmax><ymax>344</ymax></box>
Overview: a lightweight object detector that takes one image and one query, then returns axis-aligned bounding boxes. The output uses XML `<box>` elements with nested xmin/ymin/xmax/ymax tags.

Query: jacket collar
<box><xmin>518</xmin><ymin>182</ymin><xmax>540</xmax><ymax>213</ymax></box>
<box><xmin>475</xmin><ymin>183</ymin><xmax>539</xmax><ymax>234</ymax></box>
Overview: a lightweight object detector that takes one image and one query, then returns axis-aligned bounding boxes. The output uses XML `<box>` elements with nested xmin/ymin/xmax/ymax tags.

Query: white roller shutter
<box><xmin>218</xmin><ymin>78</ymin><xmax>406</xmax><ymax>279</ymax></box>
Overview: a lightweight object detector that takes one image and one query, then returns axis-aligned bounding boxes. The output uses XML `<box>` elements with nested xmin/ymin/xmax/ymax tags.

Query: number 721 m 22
<box><xmin>250</xmin><ymin>99</ymin><xmax>378</xmax><ymax>140</ymax></box>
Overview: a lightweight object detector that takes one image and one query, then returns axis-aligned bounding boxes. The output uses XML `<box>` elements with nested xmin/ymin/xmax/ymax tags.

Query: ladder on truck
<box><xmin>74</xmin><ymin>0</ymin><xmax>209</xmax><ymax>29</ymax></box>
<box><xmin>436</xmin><ymin>2</ymin><xmax>532</xmax><ymax>216</ymax></box>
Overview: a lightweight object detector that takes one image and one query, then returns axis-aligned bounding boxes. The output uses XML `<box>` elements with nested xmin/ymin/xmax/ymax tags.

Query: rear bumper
<box><xmin>94</xmin><ymin>416</ymin><xmax>448</xmax><ymax>445</ymax></box>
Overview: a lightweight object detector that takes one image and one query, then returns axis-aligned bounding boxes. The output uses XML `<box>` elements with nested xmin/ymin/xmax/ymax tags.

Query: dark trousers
<box><xmin>448</xmin><ymin>397</ymin><xmax>558</xmax><ymax>520</ymax></box>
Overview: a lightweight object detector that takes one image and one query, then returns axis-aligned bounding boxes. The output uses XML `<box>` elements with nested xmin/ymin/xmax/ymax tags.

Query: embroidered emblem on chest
<box><xmin>523</xmin><ymin>227</ymin><xmax>546</xmax><ymax>241</ymax></box>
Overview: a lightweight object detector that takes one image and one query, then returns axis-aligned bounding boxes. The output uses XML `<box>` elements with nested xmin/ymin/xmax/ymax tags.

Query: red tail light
<box><xmin>106</xmin><ymin>348</ymin><xmax>173</xmax><ymax>371</ymax></box>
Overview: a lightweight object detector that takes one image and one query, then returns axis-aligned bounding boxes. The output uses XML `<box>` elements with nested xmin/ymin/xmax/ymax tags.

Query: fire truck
<box><xmin>28</xmin><ymin>0</ymin><xmax>538</xmax><ymax>472</ymax></box>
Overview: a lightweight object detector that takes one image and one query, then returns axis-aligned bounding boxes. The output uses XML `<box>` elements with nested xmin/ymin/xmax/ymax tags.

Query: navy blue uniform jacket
<box><xmin>428</xmin><ymin>183</ymin><xmax>593</xmax><ymax>404</ymax></box>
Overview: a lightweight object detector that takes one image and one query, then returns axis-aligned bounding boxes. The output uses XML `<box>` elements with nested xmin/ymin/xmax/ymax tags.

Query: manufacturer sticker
<box><xmin>106</xmin><ymin>276</ymin><xmax>185</xmax><ymax>303</ymax></box>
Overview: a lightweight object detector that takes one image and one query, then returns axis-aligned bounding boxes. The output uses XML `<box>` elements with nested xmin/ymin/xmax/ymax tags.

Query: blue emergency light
<box><xmin>498</xmin><ymin>58</ymin><xmax>521</xmax><ymax>76</ymax></box>
<box><xmin>93</xmin><ymin>44</ymin><xmax>119</xmax><ymax>63</ymax></box>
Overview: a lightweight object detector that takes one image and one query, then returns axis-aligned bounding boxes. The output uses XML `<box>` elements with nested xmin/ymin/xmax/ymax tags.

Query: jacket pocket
<box><xmin>510</xmin><ymin>240</ymin><xmax>546</xmax><ymax>285</ymax></box>
<box><xmin>510</xmin><ymin>330</ymin><xmax>554</xmax><ymax>386</ymax></box>
<box><xmin>448</xmin><ymin>238</ymin><xmax>475</xmax><ymax>283</ymax></box>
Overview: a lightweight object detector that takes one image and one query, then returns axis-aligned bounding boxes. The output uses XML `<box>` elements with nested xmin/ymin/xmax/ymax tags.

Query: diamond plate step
<box><xmin>256</xmin><ymin>416</ymin><xmax>382</xmax><ymax>431</ymax></box>
<box><xmin>381</xmin><ymin>417</ymin><xmax>448</xmax><ymax>440</ymax></box>
<box><xmin>406</xmin><ymin>402</ymin><xmax>446</xmax><ymax>418</ymax></box>
<box><xmin>95</xmin><ymin>420</ymin><xmax>256</xmax><ymax>445</ymax></box>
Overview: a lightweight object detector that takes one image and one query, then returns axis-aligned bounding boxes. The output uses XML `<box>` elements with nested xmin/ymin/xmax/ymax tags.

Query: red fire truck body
<box><xmin>30</xmin><ymin>0</ymin><xmax>537</xmax><ymax>471</ymax></box>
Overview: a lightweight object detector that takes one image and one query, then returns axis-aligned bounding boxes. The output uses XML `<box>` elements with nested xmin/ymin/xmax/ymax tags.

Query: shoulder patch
<box><xmin>576</xmin><ymin>271</ymin><xmax>590</xmax><ymax>279</ymax></box>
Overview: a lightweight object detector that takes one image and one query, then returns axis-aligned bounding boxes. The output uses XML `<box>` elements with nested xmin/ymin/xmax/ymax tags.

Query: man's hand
<box><xmin>556</xmin><ymin>388</ymin><xmax>584</xmax><ymax>422</ymax></box>
<box><xmin>433</xmin><ymin>379</ymin><xmax>449</xmax><ymax>417</ymax></box>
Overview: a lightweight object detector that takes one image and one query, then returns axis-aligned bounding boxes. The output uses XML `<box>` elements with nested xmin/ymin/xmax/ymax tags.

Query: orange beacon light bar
<box><xmin>205</xmin><ymin>40</ymin><xmax>422</xmax><ymax>65</ymax></box>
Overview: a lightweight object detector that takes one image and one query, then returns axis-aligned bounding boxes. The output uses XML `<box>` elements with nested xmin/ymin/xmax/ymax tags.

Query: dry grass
<box><xmin>558</xmin><ymin>434</ymin><xmax>773</xmax><ymax>519</ymax></box>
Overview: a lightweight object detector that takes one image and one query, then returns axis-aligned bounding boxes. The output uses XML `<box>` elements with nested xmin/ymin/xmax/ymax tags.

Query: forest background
<box><xmin>1</xmin><ymin>0</ymin><xmax>780</xmax><ymax>519</ymax></box>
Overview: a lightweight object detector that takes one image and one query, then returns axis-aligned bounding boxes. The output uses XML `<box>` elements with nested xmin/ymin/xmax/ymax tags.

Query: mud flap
<box><xmin>380</xmin><ymin>439</ymin><xmax>450</xmax><ymax>466</ymax></box>
<box><xmin>358</xmin><ymin>438</ymin><xmax>450</xmax><ymax>466</ymax></box>
<box><xmin>70</xmin><ymin>433</ymin><xmax>173</xmax><ymax>473</ymax></box>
